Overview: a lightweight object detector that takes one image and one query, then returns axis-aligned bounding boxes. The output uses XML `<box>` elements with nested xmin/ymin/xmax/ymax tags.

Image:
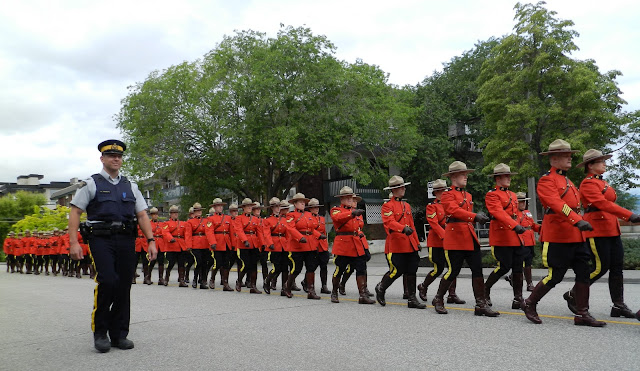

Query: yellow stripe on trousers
<box><xmin>443</xmin><ymin>250</ymin><xmax>453</xmax><ymax>280</ymax></box>
<box><xmin>237</xmin><ymin>249</ymin><xmax>245</xmax><ymax>272</ymax></box>
<box><xmin>386</xmin><ymin>253</ymin><xmax>398</xmax><ymax>279</ymax></box>
<box><xmin>541</xmin><ymin>242</ymin><xmax>554</xmax><ymax>285</ymax></box>
<box><xmin>491</xmin><ymin>246</ymin><xmax>501</xmax><ymax>274</ymax></box>
<box><xmin>428</xmin><ymin>247</ymin><xmax>439</xmax><ymax>277</ymax></box>
<box><xmin>211</xmin><ymin>250</ymin><xmax>217</xmax><ymax>270</ymax></box>
<box><xmin>588</xmin><ymin>238</ymin><xmax>601</xmax><ymax>280</ymax></box>
<box><xmin>88</xmin><ymin>245</ymin><xmax>98</xmax><ymax>333</ymax></box>
<box><xmin>288</xmin><ymin>252</ymin><xmax>295</xmax><ymax>275</ymax></box>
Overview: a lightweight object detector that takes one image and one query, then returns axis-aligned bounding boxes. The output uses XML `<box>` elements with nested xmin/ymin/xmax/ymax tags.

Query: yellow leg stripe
<box><xmin>91</xmin><ymin>284</ymin><xmax>98</xmax><ymax>333</ymax></box>
<box><xmin>387</xmin><ymin>253</ymin><xmax>398</xmax><ymax>279</ymax></box>
<box><xmin>491</xmin><ymin>246</ymin><xmax>501</xmax><ymax>274</ymax></box>
<box><xmin>190</xmin><ymin>250</ymin><xmax>197</xmax><ymax>269</ymax></box>
<box><xmin>541</xmin><ymin>242</ymin><xmax>553</xmax><ymax>285</ymax></box>
<box><xmin>428</xmin><ymin>248</ymin><xmax>439</xmax><ymax>277</ymax></box>
<box><xmin>346</xmin><ymin>264</ymin><xmax>351</xmax><ymax>274</ymax></box>
<box><xmin>588</xmin><ymin>238</ymin><xmax>601</xmax><ymax>280</ymax></box>
<box><xmin>237</xmin><ymin>249</ymin><xmax>245</xmax><ymax>272</ymax></box>
<box><xmin>333</xmin><ymin>265</ymin><xmax>341</xmax><ymax>278</ymax></box>
<box><xmin>288</xmin><ymin>252</ymin><xmax>295</xmax><ymax>275</ymax></box>
<box><xmin>443</xmin><ymin>250</ymin><xmax>453</xmax><ymax>280</ymax></box>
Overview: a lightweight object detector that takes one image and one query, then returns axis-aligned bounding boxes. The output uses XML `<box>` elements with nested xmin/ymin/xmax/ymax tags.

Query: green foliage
<box><xmin>117</xmin><ymin>25</ymin><xmax>417</xmax><ymax>207</ymax></box>
<box><xmin>0</xmin><ymin>191</ymin><xmax>47</xmax><ymax>243</ymax></box>
<box><xmin>11</xmin><ymin>205</ymin><xmax>72</xmax><ymax>233</ymax></box>
<box><xmin>477</xmin><ymin>2</ymin><xmax>632</xmax><ymax>189</ymax></box>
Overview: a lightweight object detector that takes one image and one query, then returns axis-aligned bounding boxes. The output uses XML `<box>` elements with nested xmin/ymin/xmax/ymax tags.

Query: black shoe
<box><xmin>111</xmin><ymin>337</ymin><xmax>134</xmax><ymax>350</ymax></box>
<box><xmin>94</xmin><ymin>334</ymin><xmax>111</xmax><ymax>353</ymax></box>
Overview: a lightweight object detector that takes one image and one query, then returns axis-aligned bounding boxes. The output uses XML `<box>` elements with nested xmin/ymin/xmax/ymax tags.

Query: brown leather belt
<box><xmin>584</xmin><ymin>206</ymin><xmax>600</xmax><ymax>213</ymax></box>
<box><xmin>300</xmin><ymin>231</ymin><xmax>313</xmax><ymax>235</ymax></box>
<box><xmin>336</xmin><ymin>231</ymin><xmax>359</xmax><ymax>236</ymax></box>
<box><xmin>215</xmin><ymin>231</ymin><xmax>229</xmax><ymax>235</ymax></box>
<box><xmin>271</xmin><ymin>233</ymin><xmax>286</xmax><ymax>237</ymax></box>
<box><xmin>153</xmin><ymin>235</ymin><xmax>162</xmax><ymax>238</ymax></box>
<box><xmin>245</xmin><ymin>231</ymin><xmax>256</xmax><ymax>235</ymax></box>
<box><xmin>174</xmin><ymin>236</ymin><xmax>184</xmax><ymax>239</ymax></box>
<box><xmin>446</xmin><ymin>218</ymin><xmax>468</xmax><ymax>223</ymax></box>
<box><xmin>193</xmin><ymin>233</ymin><xmax>206</xmax><ymax>236</ymax></box>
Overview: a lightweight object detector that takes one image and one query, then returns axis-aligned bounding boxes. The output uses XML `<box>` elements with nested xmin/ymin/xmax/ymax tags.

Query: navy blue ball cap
<box><xmin>98</xmin><ymin>139</ymin><xmax>126</xmax><ymax>155</ymax></box>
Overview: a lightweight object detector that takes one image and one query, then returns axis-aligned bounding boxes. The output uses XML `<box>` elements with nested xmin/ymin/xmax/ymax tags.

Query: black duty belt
<box><xmin>193</xmin><ymin>233</ymin><xmax>206</xmax><ymax>236</ymax></box>
<box><xmin>446</xmin><ymin>218</ymin><xmax>468</xmax><ymax>223</ymax></box>
<box><xmin>545</xmin><ymin>208</ymin><xmax>579</xmax><ymax>215</ymax></box>
<box><xmin>174</xmin><ymin>236</ymin><xmax>184</xmax><ymax>239</ymax></box>
<box><xmin>153</xmin><ymin>235</ymin><xmax>162</xmax><ymax>238</ymax></box>
<box><xmin>245</xmin><ymin>231</ymin><xmax>256</xmax><ymax>235</ymax></box>
<box><xmin>214</xmin><ymin>231</ymin><xmax>229</xmax><ymax>235</ymax></box>
<box><xmin>336</xmin><ymin>231</ymin><xmax>359</xmax><ymax>236</ymax></box>
<box><xmin>584</xmin><ymin>206</ymin><xmax>600</xmax><ymax>213</ymax></box>
<box><xmin>299</xmin><ymin>231</ymin><xmax>313</xmax><ymax>235</ymax></box>
<box><xmin>271</xmin><ymin>233</ymin><xmax>286</xmax><ymax>237</ymax></box>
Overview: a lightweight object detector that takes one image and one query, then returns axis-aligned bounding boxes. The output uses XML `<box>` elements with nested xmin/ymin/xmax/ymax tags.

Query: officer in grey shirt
<box><xmin>69</xmin><ymin>139</ymin><xmax>157</xmax><ymax>353</ymax></box>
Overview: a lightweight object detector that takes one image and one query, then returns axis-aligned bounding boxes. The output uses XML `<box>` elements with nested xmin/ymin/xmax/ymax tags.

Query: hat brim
<box><xmin>441</xmin><ymin>170</ymin><xmax>475</xmax><ymax>178</ymax></box>
<box><xmin>383</xmin><ymin>182</ymin><xmax>411</xmax><ymax>190</ymax></box>
<box><xmin>209</xmin><ymin>202</ymin><xmax>228</xmax><ymax>207</ymax></box>
<box><xmin>288</xmin><ymin>198</ymin><xmax>310</xmax><ymax>204</ymax></box>
<box><xmin>432</xmin><ymin>187</ymin><xmax>447</xmax><ymax>192</ymax></box>
<box><xmin>539</xmin><ymin>149</ymin><xmax>580</xmax><ymax>155</ymax></box>
<box><xmin>334</xmin><ymin>193</ymin><xmax>357</xmax><ymax>198</ymax></box>
<box><xmin>305</xmin><ymin>204</ymin><xmax>324</xmax><ymax>208</ymax></box>
<box><xmin>576</xmin><ymin>154</ymin><xmax>613</xmax><ymax>168</ymax></box>
<box><xmin>489</xmin><ymin>172</ymin><xmax>518</xmax><ymax>177</ymax></box>
<box><xmin>517</xmin><ymin>198</ymin><xmax>531</xmax><ymax>201</ymax></box>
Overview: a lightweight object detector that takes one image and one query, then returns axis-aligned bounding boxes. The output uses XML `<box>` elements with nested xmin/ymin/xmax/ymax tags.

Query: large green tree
<box><xmin>477</xmin><ymin>2</ymin><xmax>635</xmax><ymax>187</ymax></box>
<box><xmin>117</xmin><ymin>26</ymin><xmax>418</xmax><ymax>208</ymax></box>
<box><xmin>0</xmin><ymin>191</ymin><xmax>47</xmax><ymax>243</ymax></box>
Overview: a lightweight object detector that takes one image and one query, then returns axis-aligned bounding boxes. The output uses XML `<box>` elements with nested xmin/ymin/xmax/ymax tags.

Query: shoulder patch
<box><xmin>332</xmin><ymin>209</ymin><xmax>341</xmax><ymax>215</ymax></box>
<box><xmin>206</xmin><ymin>222</ymin><xmax>212</xmax><ymax>227</ymax></box>
<box><xmin>163</xmin><ymin>225</ymin><xmax>168</xmax><ymax>229</ymax></box>
<box><xmin>427</xmin><ymin>212</ymin><xmax>437</xmax><ymax>219</ymax></box>
<box><xmin>287</xmin><ymin>218</ymin><xmax>294</xmax><ymax>223</ymax></box>
<box><xmin>383</xmin><ymin>211</ymin><xmax>393</xmax><ymax>217</ymax></box>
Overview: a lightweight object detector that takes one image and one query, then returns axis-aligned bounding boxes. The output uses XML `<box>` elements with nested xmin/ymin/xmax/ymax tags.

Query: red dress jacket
<box><xmin>537</xmin><ymin>167</ymin><xmax>584</xmax><ymax>243</ymax></box>
<box><xmin>442</xmin><ymin>188</ymin><xmax>479</xmax><ymax>251</ymax></box>
<box><xmin>150</xmin><ymin>220</ymin><xmax>165</xmax><ymax>252</ymax></box>
<box><xmin>61</xmin><ymin>234</ymin><xmax>70</xmax><ymax>255</ymax></box>
<box><xmin>185</xmin><ymin>217</ymin><xmax>210</xmax><ymax>250</ymax></box>
<box><xmin>486</xmin><ymin>187</ymin><xmax>522</xmax><ymax>247</ymax></box>
<box><xmin>382</xmin><ymin>198</ymin><xmax>419</xmax><ymax>253</ymax></box>
<box><xmin>162</xmin><ymin>219</ymin><xmax>188</xmax><ymax>252</ymax></box>
<box><xmin>135</xmin><ymin>226</ymin><xmax>147</xmax><ymax>252</ymax></box>
<box><xmin>580</xmin><ymin>174</ymin><xmax>632</xmax><ymax>238</ymax></box>
<box><xmin>263</xmin><ymin>214</ymin><xmax>302</xmax><ymax>252</ymax></box>
<box><xmin>330</xmin><ymin>205</ymin><xmax>367</xmax><ymax>257</ymax></box>
<box><xmin>3</xmin><ymin>238</ymin><xmax>13</xmax><ymax>255</ymax></box>
<box><xmin>285</xmin><ymin>210</ymin><xmax>320</xmax><ymax>252</ymax></box>
<box><xmin>205</xmin><ymin>213</ymin><xmax>233</xmax><ymax>251</ymax></box>
<box><xmin>234</xmin><ymin>214</ymin><xmax>272</xmax><ymax>250</ymax></box>
<box><xmin>313</xmin><ymin>214</ymin><xmax>329</xmax><ymax>252</ymax></box>
<box><xmin>13</xmin><ymin>237</ymin><xmax>24</xmax><ymax>256</ymax></box>
<box><xmin>517</xmin><ymin>209</ymin><xmax>540</xmax><ymax>246</ymax></box>
<box><xmin>426</xmin><ymin>201</ymin><xmax>445</xmax><ymax>248</ymax></box>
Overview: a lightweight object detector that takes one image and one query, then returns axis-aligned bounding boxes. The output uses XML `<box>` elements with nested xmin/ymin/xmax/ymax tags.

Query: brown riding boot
<box><xmin>284</xmin><ymin>273</ymin><xmax>297</xmax><ymax>298</ymax></box>
<box><xmin>142</xmin><ymin>264</ymin><xmax>151</xmax><ymax>285</ymax></box>
<box><xmin>447</xmin><ymin>278</ymin><xmax>466</xmax><ymax>304</ymax></box>
<box><xmin>163</xmin><ymin>269</ymin><xmax>170</xmax><ymax>286</ymax></box>
<box><xmin>574</xmin><ymin>282</ymin><xmax>606</xmax><ymax>327</ymax></box>
<box><xmin>331</xmin><ymin>275</ymin><xmax>340</xmax><ymax>303</ymax></box>
<box><xmin>339</xmin><ymin>269</ymin><xmax>352</xmax><ymax>295</ymax></box>
<box><xmin>521</xmin><ymin>281</ymin><xmax>552</xmax><ymax>324</ymax></box>
<box><xmin>364</xmin><ymin>275</ymin><xmax>374</xmax><ymax>297</ymax></box>
<box><xmin>306</xmin><ymin>272</ymin><xmax>320</xmax><ymax>300</ymax></box>
<box><xmin>157</xmin><ymin>264</ymin><xmax>165</xmax><ymax>286</ymax></box>
<box><xmin>209</xmin><ymin>268</ymin><xmax>218</xmax><ymax>289</ymax></box>
<box><xmin>402</xmin><ymin>275</ymin><xmax>409</xmax><ymax>299</ymax></box>
<box><xmin>263</xmin><ymin>271</ymin><xmax>273</xmax><ymax>294</ymax></box>
<box><xmin>418</xmin><ymin>273</ymin><xmax>437</xmax><ymax>302</ymax></box>
<box><xmin>472</xmin><ymin>277</ymin><xmax>499</xmax><ymax>317</ymax></box>
<box><xmin>236</xmin><ymin>271</ymin><xmax>245</xmax><ymax>292</ymax></box>
<box><xmin>178</xmin><ymin>267</ymin><xmax>188</xmax><ymax>287</ymax></box>
<box><xmin>221</xmin><ymin>269</ymin><xmax>233</xmax><ymax>291</ymax></box>
<box><xmin>524</xmin><ymin>266</ymin><xmax>534</xmax><ymax>291</ymax></box>
<box><xmin>511</xmin><ymin>272</ymin><xmax>524</xmax><ymax>309</ymax></box>
<box><xmin>563</xmin><ymin>288</ymin><xmax>578</xmax><ymax>314</ymax></box>
<box><xmin>357</xmin><ymin>275</ymin><xmax>375</xmax><ymax>304</ymax></box>
<box><xmin>281</xmin><ymin>271</ymin><xmax>290</xmax><ymax>296</ymax></box>
<box><xmin>432</xmin><ymin>279</ymin><xmax>452</xmax><ymax>314</ymax></box>
<box><xmin>484</xmin><ymin>271</ymin><xmax>502</xmax><ymax>307</ymax></box>
<box><xmin>609</xmin><ymin>275</ymin><xmax>635</xmax><ymax>318</ymax></box>
<box><xmin>375</xmin><ymin>272</ymin><xmax>396</xmax><ymax>306</ymax></box>
<box><xmin>249</xmin><ymin>271</ymin><xmax>262</xmax><ymax>294</ymax></box>
<box><xmin>320</xmin><ymin>269</ymin><xmax>330</xmax><ymax>294</ymax></box>
<box><xmin>76</xmin><ymin>266</ymin><xmax>81</xmax><ymax>279</ymax></box>
<box><xmin>271</xmin><ymin>272</ymin><xmax>278</xmax><ymax>291</ymax></box>
<box><xmin>406</xmin><ymin>275</ymin><xmax>426</xmax><ymax>309</ymax></box>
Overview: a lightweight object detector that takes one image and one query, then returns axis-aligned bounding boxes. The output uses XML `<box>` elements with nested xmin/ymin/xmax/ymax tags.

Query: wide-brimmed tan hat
<box><xmin>209</xmin><ymin>198</ymin><xmax>227</xmax><ymax>206</ymax></box>
<box><xmin>208</xmin><ymin>207</ymin><xmax>215</xmax><ymax>214</ymax></box>
<box><xmin>539</xmin><ymin>139</ymin><xmax>579</xmax><ymax>155</ymax></box>
<box><xmin>431</xmin><ymin>179</ymin><xmax>447</xmax><ymax>192</ymax></box>
<box><xmin>268</xmin><ymin>197</ymin><xmax>281</xmax><ymax>206</ymax></box>
<box><xmin>188</xmin><ymin>207</ymin><xmax>194</xmax><ymax>214</ymax></box>
<box><xmin>240</xmin><ymin>198</ymin><xmax>254</xmax><ymax>207</ymax></box>
<box><xmin>288</xmin><ymin>193</ymin><xmax>310</xmax><ymax>204</ymax></box>
<box><xmin>169</xmin><ymin>205</ymin><xmax>179</xmax><ymax>213</ymax></box>
<box><xmin>489</xmin><ymin>163</ymin><xmax>518</xmax><ymax>177</ymax></box>
<box><xmin>149</xmin><ymin>207</ymin><xmax>159</xmax><ymax>214</ymax></box>
<box><xmin>252</xmin><ymin>202</ymin><xmax>267</xmax><ymax>210</ymax></box>
<box><xmin>192</xmin><ymin>202</ymin><xmax>203</xmax><ymax>211</ymax></box>
<box><xmin>516</xmin><ymin>192</ymin><xmax>530</xmax><ymax>201</ymax></box>
<box><xmin>8</xmin><ymin>231</ymin><xmax>14</xmax><ymax>235</ymax></box>
<box><xmin>577</xmin><ymin>149</ymin><xmax>613</xmax><ymax>168</ymax></box>
<box><xmin>334</xmin><ymin>186</ymin><xmax>356</xmax><ymax>197</ymax></box>
<box><xmin>442</xmin><ymin>161</ymin><xmax>475</xmax><ymax>177</ymax></box>
<box><xmin>228</xmin><ymin>203</ymin><xmax>239</xmax><ymax>211</ymax></box>
<box><xmin>306</xmin><ymin>198</ymin><xmax>323</xmax><ymax>208</ymax></box>
<box><xmin>353</xmin><ymin>194</ymin><xmax>363</xmax><ymax>203</ymax></box>
<box><xmin>279</xmin><ymin>200</ymin><xmax>291</xmax><ymax>209</ymax></box>
<box><xmin>383</xmin><ymin>175</ymin><xmax>411</xmax><ymax>190</ymax></box>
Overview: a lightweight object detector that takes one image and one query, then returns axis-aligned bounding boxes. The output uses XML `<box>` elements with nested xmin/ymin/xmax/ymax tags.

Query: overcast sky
<box><xmin>1</xmin><ymin>0</ymin><xmax>638</xmax><ymax>185</ymax></box>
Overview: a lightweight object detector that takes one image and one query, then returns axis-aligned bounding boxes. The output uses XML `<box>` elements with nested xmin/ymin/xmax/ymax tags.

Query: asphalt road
<box><xmin>1</xmin><ymin>262</ymin><xmax>639</xmax><ymax>371</ymax></box>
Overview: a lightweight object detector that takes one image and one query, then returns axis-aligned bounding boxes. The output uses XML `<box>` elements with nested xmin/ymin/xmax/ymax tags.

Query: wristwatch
<box><xmin>147</xmin><ymin>238</ymin><xmax>155</xmax><ymax>243</ymax></box>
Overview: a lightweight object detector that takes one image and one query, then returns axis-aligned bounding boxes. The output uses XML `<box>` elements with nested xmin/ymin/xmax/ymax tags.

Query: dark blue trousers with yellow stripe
<box><xmin>88</xmin><ymin>234</ymin><xmax>136</xmax><ymax>341</ymax></box>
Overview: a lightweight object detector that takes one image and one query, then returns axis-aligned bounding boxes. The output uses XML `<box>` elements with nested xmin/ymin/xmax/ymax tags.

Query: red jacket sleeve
<box><xmin>581</xmin><ymin>180</ymin><xmax>633</xmax><ymax>220</ymax></box>
<box><xmin>537</xmin><ymin>175</ymin><xmax>582</xmax><ymax>225</ymax></box>
<box><xmin>485</xmin><ymin>191</ymin><xmax>518</xmax><ymax>230</ymax></box>
<box><xmin>426</xmin><ymin>204</ymin><xmax>445</xmax><ymax>240</ymax></box>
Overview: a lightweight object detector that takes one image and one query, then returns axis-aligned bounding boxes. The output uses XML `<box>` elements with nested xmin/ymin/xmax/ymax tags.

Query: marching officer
<box><xmin>13</xmin><ymin>232</ymin><xmax>25</xmax><ymax>273</ymax></box>
<box><xmin>330</xmin><ymin>186</ymin><xmax>374</xmax><ymax>304</ymax></box>
<box><xmin>418</xmin><ymin>179</ymin><xmax>465</xmax><ymax>304</ymax></box>
<box><xmin>506</xmin><ymin>192</ymin><xmax>542</xmax><ymax>291</ymax></box>
<box><xmin>68</xmin><ymin>139</ymin><xmax>157</xmax><ymax>352</ymax></box>
<box><xmin>185</xmin><ymin>202</ymin><xmax>212</xmax><ymax>289</ymax></box>
<box><xmin>566</xmin><ymin>149</ymin><xmax>640</xmax><ymax>318</ymax></box>
<box><xmin>162</xmin><ymin>205</ymin><xmax>188</xmax><ymax>287</ymax></box>
<box><xmin>431</xmin><ymin>162</ymin><xmax>498</xmax><ymax>316</ymax></box>
<box><xmin>148</xmin><ymin>207</ymin><xmax>166</xmax><ymax>285</ymax></box>
<box><xmin>283</xmin><ymin>193</ymin><xmax>324</xmax><ymax>299</ymax></box>
<box><xmin>252</xmin><ymin>202</ymin><xmax>271</xmax><ymax>288</ymax></box>
<box><xmin>234</xmin><ymin>198</ymin><xmax>270</xmax><ymax>293</ymax></box>
<box><xmin>521</xmin><ymin>139</ymin><xmax>604</xmax><ymax>326</ymax></box>
<box><xmin>483</xmin><ymin>163</ymin><xmax>527</xmax><ymax>310</ymax></box>
<box><xmin>3</xmin><ymin>232</ymin><xmax>15</xmax><ymax>273</ymax></box>
<box><xmin>205</xmin><ymin>198</ymin><xmax>234</xmax><ymax>291</ymax></box>
<box><xmin>307</xmin><ymin>198</ymin><xmax>331</xmax><ymax>294</ymax></box>
<box><xmin>133</xmin><ymin>224</ymin><xmax>147</xmax><ymax>284</ymax></box>
<box><xmin>375</xmin><ymin>176</ymin><xmax>426</xmax><ymax>309</ymax></box>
